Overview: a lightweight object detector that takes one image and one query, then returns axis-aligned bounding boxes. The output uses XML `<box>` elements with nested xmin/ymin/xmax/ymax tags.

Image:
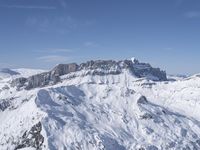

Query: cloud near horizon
<box><xmin>37</xmin><ymin>55</ymin><xmax>69</xmax><ymax>63</ymax></box>
<box><xmin>26</xmin><ymin>15</ymin><xmax>77</xmax><ymax>34</ymax></box>
<box><xmin>35</xmin><ymin>48</ymin><xmax>73</xmax><ymax>53</ymax></box>
<box><xmin>0</xmin><ymin>4</ymin><xmax>56</xmax><ymax>10</ymax></box>
<box><xmin>84</xmin><ymin>41</ymin><xmax>99</xmax><ymax>47</ymax></box>
<box><xmin>185</xmin><ymin>11</ymin><xmax>200</xmax><ymax>18</ymax></box>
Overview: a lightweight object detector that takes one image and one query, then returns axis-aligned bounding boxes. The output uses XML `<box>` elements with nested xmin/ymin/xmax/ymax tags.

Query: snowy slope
<box><xmin>0</xmin><ymin>59</ymin><xmax>200</xmax><ymax>150</ymax></box>
<box><xmin>133</xmin><ymin>74</ymin><xmax>200</xmax><ymax>121</ymax></box>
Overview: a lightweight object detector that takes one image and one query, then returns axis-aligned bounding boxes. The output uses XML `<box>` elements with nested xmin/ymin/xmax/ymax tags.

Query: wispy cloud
<box><xmin>58</xmin><ymin>0</ymin><xmax>67</xmax><ymax>8</ymax></box>
<box><xmin>26</xmin><ymin>16</ymin><xmax>77</xmax><ymax>34</ymax></box>
<box><xmin>84</xmin><ymin>41</ymin><xmax>99</xmax><ymax>47</ymax></box>
<box><xmin>36</xmin><ymin>48</ymin><xmax>72</xmax><ymax>53</ymax></box>
<box><xmin>0</xmin><ymin>62</ymin><xmax>18</xmax><ymax>68</ymax></box>
<box><xmin>0</xmin><ymin>4</ymin><xmax>56</xmax><ymax>10</ymax></box>
<box><xmin>37</xmin><ymin>55</ymin><xmax>69</xmax><ymax>63</ymax></box>
<box><xmin>51</xmin><ymin>49</ymin><xmax>72</xmax><ymax>53</ymax></box>
<box><xmin>174</xmin><ymin>0</ymin><xmax>184</xmax><ymax>6</ymax></box>
<box><xmin>35</xmin><ymin>48</ymin><xmax>73</xmax><ymax>63</ymax></box>
<box><xmin>185</xmin><ymin>11</ymin><xmax>200</xmax><ymax>18</ymax></box>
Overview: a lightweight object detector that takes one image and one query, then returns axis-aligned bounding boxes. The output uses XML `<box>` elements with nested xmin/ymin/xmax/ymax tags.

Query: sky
<box><xmin>0</xmin><ymin>0</ymin><xmax>200</xmax><ymax>75</ymax></box>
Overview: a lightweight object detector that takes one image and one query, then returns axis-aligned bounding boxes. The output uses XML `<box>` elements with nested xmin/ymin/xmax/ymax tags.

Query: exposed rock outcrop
<box><xmin>79</xmin><ymin>60</ymin><xmax>122</xmax><ymax>75</ymax></box>
<box><xmin>137</xmin><ymin>96</ymin><xmax>148</xmax><ymax>104</ymax></box>
<box><xmin>0</xmin><ymin>99</ymin><xmax>11</xmax><ymax>111</ymax></box>
<box><xmin>51</xmin><ymin>63</ymin><xmax>78</xmax><ymax>76</ymax></box>
<box><xmin>11</xmin><ymin>77</ymin><xmax>27</xmax><ymax>89</ymax></box>
<box><xmin>15</xmin><ymin>122</ymin><xmax>44</xmax><ymax>150</ymax></box>
<box><xmin>79</xmin><ymin>59</ymin><xmax>167</xmax><ymax>81</ymax></box>
<box><xmin>25</xmin><ymin>63</ymin><xmax>78</xmax><ymax>89</ymax></box>
<box><xmin>26</xmin><ymin>72</ymin><xmax>52</xmax><ymax>90</ymax></box>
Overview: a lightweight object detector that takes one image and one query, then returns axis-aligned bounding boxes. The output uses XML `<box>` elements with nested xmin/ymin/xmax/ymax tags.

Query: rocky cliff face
<box><xmin>12</xmin><ymin>63</ymin><xmax>78</xmax><ymax>90</ymax></box>
<box><xmin>79</xmin><ymin>60</ymin><xmax>122</xmax><ymax>75</ymax></box>
<box><xmin>15</xmin><ymin>122</ymin><xmax>44</xmax><ymax>150</ymax></box>
<box><xmin>11</xmin><ymin>59</ymin><xmax>167</xmax><ymax>90</ymax></box>
<box><xmin>78</xmin><ymin>59</ymin><xmax>166</xmax><ymax>80</ymax></box>
<box><xmin>51</xmin><ymin>63</ymin><xmax>78</xmax><ymax>76</ymax></box>
<box><xmin>132</xmin><ymin>62</ymin><xmax>166</xmax><ymax>81</ymax></box>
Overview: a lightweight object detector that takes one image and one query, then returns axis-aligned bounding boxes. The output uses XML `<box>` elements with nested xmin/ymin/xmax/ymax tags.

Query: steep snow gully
<box><xmin>0</xmin><ymin>59</ymin><xmax>200</xmax><ymax>150</ymax></box>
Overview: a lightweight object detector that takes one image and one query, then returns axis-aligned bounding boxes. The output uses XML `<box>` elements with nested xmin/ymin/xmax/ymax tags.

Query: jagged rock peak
<box><xmin>51</xmin><ymin>63</ymin><xmax>79</xmax><ymax>76</ymax></box>
<box><xmin>79</xmin><ymin>60</ymin><xmax>119</xmax><ymax>70</ymax></box>
<box><xmin>78</xmin><ymin>59</ymin><xmax>140</xmax><ymax>71</ymax></box>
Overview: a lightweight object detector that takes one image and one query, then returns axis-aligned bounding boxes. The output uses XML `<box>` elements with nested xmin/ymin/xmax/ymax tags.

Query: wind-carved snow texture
<box><xmin>0</xmin><ymin>59</ymin><xmax>200</xmax><ymax>150</ymax></box>
<box><xmin>33</xmin><ymin>82</ymin><xmax>200</xmax><ymax>150</ymax></box>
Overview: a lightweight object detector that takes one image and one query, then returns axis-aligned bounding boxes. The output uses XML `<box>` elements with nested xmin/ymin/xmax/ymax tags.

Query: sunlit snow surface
<box><xmin>1</xmin><ymin>70</ymin><xmax>200</xmax><ymax>150</ymax></box>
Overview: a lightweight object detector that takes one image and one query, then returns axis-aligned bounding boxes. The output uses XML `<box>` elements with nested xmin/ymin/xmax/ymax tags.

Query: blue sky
<box><xmin>0</xmin><ymin>0</ymin><xmax>200</xmax><ymax>74</ymax></box>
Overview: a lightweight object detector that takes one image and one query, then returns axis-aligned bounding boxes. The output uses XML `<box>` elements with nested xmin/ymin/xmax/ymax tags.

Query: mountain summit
<box><xmin>12</xmin><ymin>58</ymin><xmax>167</xmax><ymax>90</ymax></box>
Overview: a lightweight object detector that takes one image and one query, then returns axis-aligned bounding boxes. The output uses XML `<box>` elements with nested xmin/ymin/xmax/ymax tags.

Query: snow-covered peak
<box><xmin>0</xmin><ymin>68</ymin><xmax>19</xmax><ymax>75</ymax></box>
<box><xmin>131</xmin><ymin>57</ymin><xmax>139</xmax><ymax>64</ymax></box>
<box><xmin>0</xmin><ymin>68</ymin><xmax>47</xmax><ymax>80</ymax></box>
<box><xmin>0</xmin><ymin>68</ymin><xmax>20</xmax><ymax>79</ymax></box>
<box><xmin>13</xmin><ymin>68</ymin><xmax>47</xmax><ymax>78</ymax></box>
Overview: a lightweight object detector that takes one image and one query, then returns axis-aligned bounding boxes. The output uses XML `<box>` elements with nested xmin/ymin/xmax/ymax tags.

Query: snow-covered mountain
<box><xmin>0</xmin><ymin>68</ymin><xmax>19</xmax><ymax>79</ymax></box>
<box><xmin>0</xmin><ymin>68</ymin><xmax>46</xmax><ymax>80</ymax></box>
<box><xmin>0</xmin><ymin>59</ymin><xmax>200</xmax><ymax>150</ymax></box>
